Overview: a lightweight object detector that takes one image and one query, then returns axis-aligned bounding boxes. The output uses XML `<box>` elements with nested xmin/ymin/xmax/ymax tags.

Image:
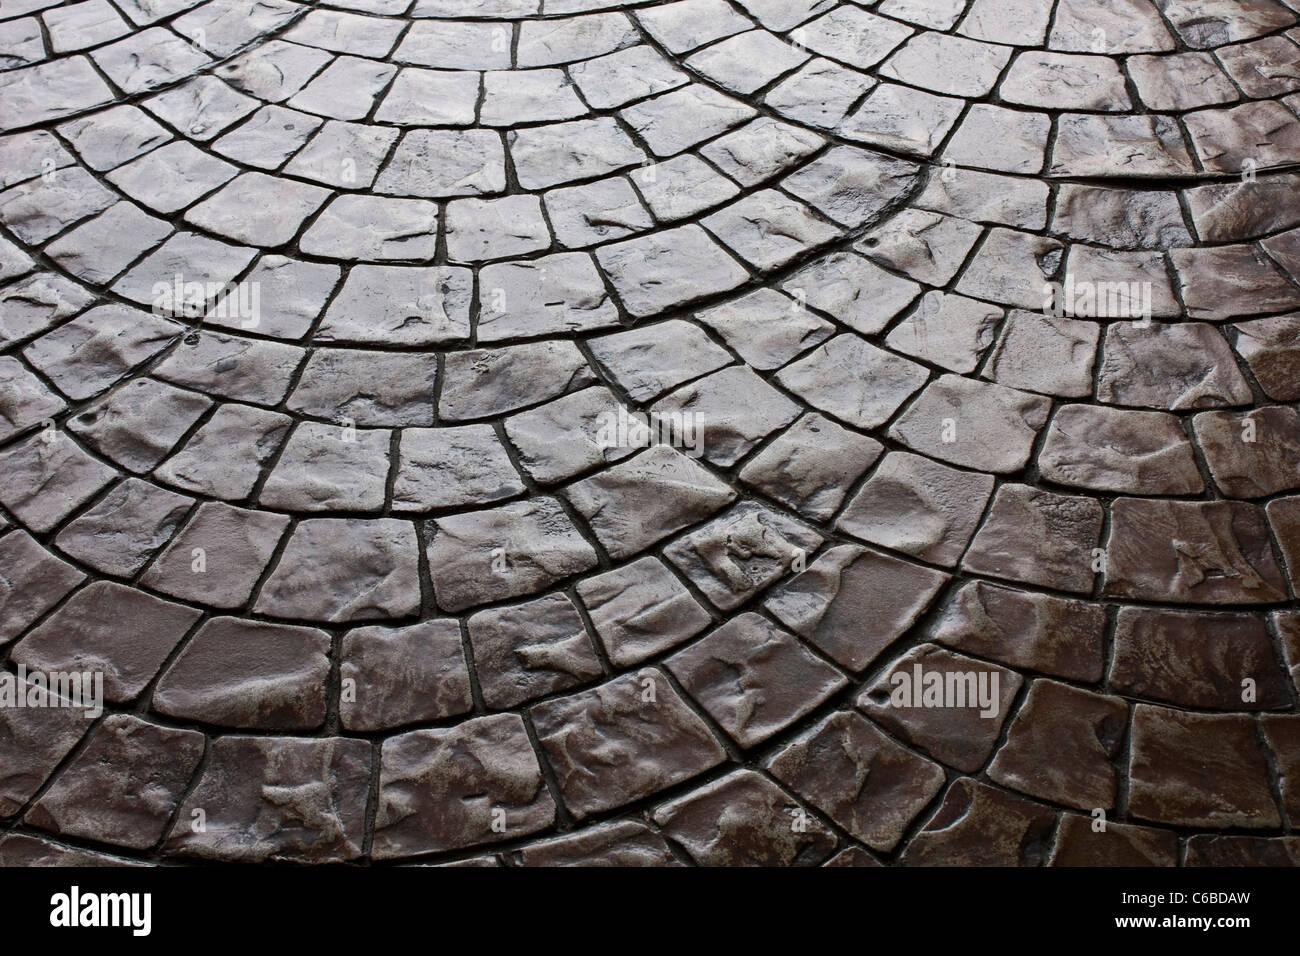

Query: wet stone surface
<box><xmin>2</xmin><ymin>0</ymin><xmax>1299</xmax><ymax>868</ymax></box>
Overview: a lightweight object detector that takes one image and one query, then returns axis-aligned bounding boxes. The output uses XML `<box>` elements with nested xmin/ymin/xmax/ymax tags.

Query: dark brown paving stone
<box><xmin>899</xmin><ymin>779</ymin><xmax>1055</xmax><ymax>866</ymax></box>
<box><xmin>663</xmin><ymin>502</ymin><xmax>823</xmax><ymax>612</ymax></box>
<box><xmin>1279</xmin><ymin>611</ymin><xmax>1300</xmax><ymax>692</ymax></box>
<box><xmin>1234</xmin><ymin>314</ymin><xmax>1300</xmax><ymax>401</ymax></box>
<box><xmin>988</xmin><ymin>680</ymin><xmax>1127</xmax><ymax>811</ymax></box>
<box><xmin>766</xmin><ymin>544</ymin><xmax>949</xmax><ymax>672</ymax></box>
<box><xmin>858</xmin><ymin>644</ymin><xmax>1020</xmax><ymax>772</ymax></box>
<box><xmin>426</xmin><ymin>497</ymin><xmax>599</xmax><ymax>612</ymax></box>
<box><xmin>515</xmin><ymin>820</ymin><xmax>680</xmax><ymax>867</ymax></box>
<box><xmin>1269</xmin><ymin>496</ymin><xmax>1300</xmax><ymax>592</ymax></box>
<box><xmin>963</xmin><ymin>485</ymin><xmax>1104</xmax><ymax>594</ymax></box>
<box><xmin>1048</xmin><ymin>814</ymin><xmax>1178</xmax><ymax>867</ymax></box>
<box><xmin>339</xmin><ymin>619</ymin><xmax>473</xmax><ymax>732</ymax></box>
<box><xmin>767</xmin><ymin>711</ymin><xmax>945</xmax><ymax>852</ymax></box>
<box><xmin>565</xmin><ymin>446</ymin><xmax>737</xmax><ymax>561</ymax></box>
<box><xmin>11</xmin><ymin>581</ymin><xmax>200</xmax><ymax>703</ymax></box>
<box><xmin>152</xmin><ymin>617</ymin><xmax>331</xmax><ymax>730</ymax></box>
<box><xmin>1128</xmin><ymin>704</ymin><xmax>1281</xmax><ymax>829</ymax></box>
<box><xmin>165</xmin><ymin>736</ymin><xmax>371</xmax><ymax>863</ymax></box>
<box><xmin>26</xmin><ymin>715</ymin><xmax>204</xmax><ymax>850</ymax></box>
<box><xmin>1097</xmin><ymin>322</ymin><xmax>1253</xmax><ymax>410</ymax></box>
<box><xmin>1193</xmin><ymin>406</ymin><xmax>1300</xmax><ymax>499</ymax></box>
<box><xmin>255</xmin><ymin>517</ymin><xmax>421</xmax><ymax>622</ymax></box>
<box><xmin>0</xmin><ymin>531</ymin><xmax>85</xmax><ymax>646</ymax></box>
<box><xmin>1105</xmin><ymin>498</ymin><xmax>1288</xmax><ymax>604</ymax></box>
<box><xmin>531</xmin><ymin>669</ymin><xmax>726</xmax><ymax>819</ymax></box>
<box><xmin>467</xmin><ymin>593</ymin><xmax>604</xmax><ymax>709</ymax></box>
<box><xmin>931</xmin><ymin>580</ymin><xmax>1105</xmax><ymax>681</ymax></box>
<box><xmin>837</xmin><ymin>452</ymin><xmax>994</xmax><ymax>567</ymax></box>
<box><xmin>666</xmin><ymin>612</ymin><xmax>846</xmax><ymax>748</ymax></box>
<box><xmin>0</xmin><ymin>834</ymin><xmax>146</xmax><ymax>867</ymax></box>
<box><xmin>738</xmin><ymin>413</ymin><xmax>883</xmax><ymax>522</ymax></box>
<box><xmin>1261</xmin><ymin>715</ymin><xmax>1300</xmax><ymax>820</ymax></box>
<box><xmin>1038</xmin><ymin>405</ymin><xmax>1204</xmax><ymax>495</ymax></box>
<box><xmin>888</xmin><ymin>374</ymin><xmax>1051</xmax><ymax>474</ymax></box>
<box><xmin>1185</xmin><ymin>835</ymin><xmax>1300</xmax><ymax>866</ymax></box>
<box><xmin>140</xmin><ymin>501</ymin><xmax>288</xmax><ymax>610</ymax></box>
<box><xmin>653</xmin><ymin>769</ymin><xmax>837</xmax><ymax>866</ymax></box>
<box><xmin>1110</xmin><ymin>607</ymin><xmax>1289</xmax><ymax>710</ymax></box>
<box><xmin>0</xmin><ymin>676</ymin><xmax>92</xmax><ymax>817</ymax></box>
<box><xmin>575</xmin><ymin>556</ymin><xmax>712</xmax><ymax>667</ymax></box>
<box><xmin>373</xmin><ymin>714</ymin><xmax>556</xmax><ymax>858</ymax></box>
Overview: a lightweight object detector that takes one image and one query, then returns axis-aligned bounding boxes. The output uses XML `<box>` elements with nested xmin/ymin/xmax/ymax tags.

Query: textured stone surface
<box><xmin>5</xmin><ymin>0</ymin><xmax>1300</xmax><ymax>868</ymax></box>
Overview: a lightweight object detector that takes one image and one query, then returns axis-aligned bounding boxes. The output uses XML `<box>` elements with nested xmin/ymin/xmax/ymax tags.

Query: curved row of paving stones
<box><xmin>1</xmin><ymin>0</ymin><xmax>1300</xmax><ymax>866</ymax></box>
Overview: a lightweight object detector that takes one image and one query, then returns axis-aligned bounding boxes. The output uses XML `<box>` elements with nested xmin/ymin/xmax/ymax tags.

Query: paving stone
<box><xmin>482</xmin><ymin>68</ymin><xmax>586</xmax><ymax>125</ymax></box>
<box><xmin>781</xmin><ymin>252</ymin><xmax>920</xmax><ymax>334</ymax></box>
<box><xmin>566</xmin><ymin>445</ymin><xmax>736</xmax><ymax>559</ymax></box>
<box><xmin>653</xmin><ymin>770</ymin><xmax>837</xmax><ymax>866</ymax></box>
<box><xmin>899</xmin><ymin>779</ymin><xmax>1056</xmax><ymax>866</ymax></box>
<box><xmin>1227</xmin><ymin>312</ymin><xmax>1300</xmax><ymax>398</ymax></box>
<box><xmin>1128</xmin><ymin>51</ymin><xmax>1239</xmax><ymax>110</ymax></box>
<box><xmin>531</xmin><ymin>669</ymin><xmax>726</xmax><ymax>818</ymax></box>
<box><xmin>155</xmin><ymin>404</ymin><xmax>291</xmax><ymax>501</ymax></box>
<box><xmin>595</xmin><ymin>224</ymin><xmax>749</xmax><ymax>317</ymax></box>
<box><xmin>768</xmin><ymin>711</ymin><xmax>944</xmax><ymax>852</ymax></box>
<box><xmin>45</xmin><ymin>201</ymin><xmax>174</xmax><ymax>286</ymax></box>
<box><xmin>140</xmin><ymin>501</ymin><xmax>289</xmax><ymax>609</ymax></box>
<box><xmin>0</xmin><ymin>834</ymin><xmax>143</xmax><ymax>867</ymax></box>
<box><xmin>515</xmin><ymin>821</ymin><xmax>680</xmax><ymax>867</ymax></box>
<box><xmin>54</xmin><ymin>477</ymin><xmax>192</xmax><ymax>577</ymax></box>
<box><xmin>964</xmin><ymin>485</ymin><xmax>1104</xmax><ymax>594</ymax></box>
<box><xmin>1185</xmin><ymin>835</ymin><xmax>1300</xmax><ymax>866</ymax></box>
<box><xmin>1193</xmin><ymin>406</ymin><xmax>1300</xmax><ymax>498</ymax></box>
<box><xmin>284</xmin><ymin>120</ymin><xmax>399</xmax><ymax>189</ymax></box>
<box><xmin>942</xmin><ymin>104</ymin><xmax>1049</xmax><ymax>174</ymax></box>
<box><xmin>1051</xmin><ymin>184</ymin><xmax>1191</xmax><ymax>249</ymax></box>
<box><xmin>914</xmin><ymin>167</ymin><xmax>1049</xmax><ymax>230</ymax></box>
<box><xmin>838</xmin><ymin>452</ymin><xmax>993</xmax><ymax>566</ymax></box>
<box><xmin>544</xmin><ymin>177</ymin><xmax>652</xmax><ymax>248</ymax></box>
<box><xmin>1049</xmin><ymin>814</ymin><xmax>1178</xmax><ymax>868</ymax></box>
<box><xmin>932</xmin><ymin>580</ymin><xmax>1106</xmax><ymax>682</ymax></box>
<box><xmin>0</xmin><ymin>166</ymin><xmax>115</xmax><ymax>244</ymax></box>
<box><xmin>394</xmin><ymin>425</ymin><xmax>523</xmax><ymax>512</ymax></box>
<box><xmin>765</xmin><ymin>544</ymin><xmax>948</xmax><ymax>672</ymax></box>
<box><xmin>667</xmin><ymin>612</ymin><xmax>845</xmax><ymax>748</ymax></box>
<box><xmin>1128</xmin><ymin>704</ymin><xmax>1281</xmax><ymax>829</ymax></box>
<box><xmin>880</xmin><ymin>32</ymin><xmax>1010</xmax><ymax>96</ymax></box>
<box><xmin>425</xmin><ymin>497</ymin><xmax>598</xmax><ymax>612</ymax></box>
<box><xmin>1002</xmin><ymin>51</ymin><xmax>1132</xmax><ymax>110</ymax></box>
<box><xmin>260</xmin><ymin>421</ymin><xmax>390</xmax><ymax>512</ymax></box>
<box><xmin>652</xmin><ymin>366</ymin><xmax>799</xmax><ymax>468</ymax></box>
<box><xmin>440</xmin><ymin>340</ymin><xmax>595</xmax><ymax>420</ymax></box>
<box><xmin>0</xmin><ymin>356</ymin><xmax>64</xmax><ymax>442</ymax></box>
<box><xmin>588</xmin><ymin>320</ymin><xmax>730</xmax><ymax>403</ymax></box>
<box><xmin>153</xmin><ymin>617</ymin><xmax>330</xmax><ymax>729</ymax></box>
<box><xmin>0</xmin><ymin>673</ymin><xmax>92</xmax><ymax>816</ymax></box>
<box><xmin>12</xmin><ymin>582</ymin><xmax>200</xmax><ymax>703</ymax></box>
<box><xmin>316</xmin><ymin>265</ymin><xmax>472</xmax><ymax>346</ymax></box>
<box><xmin>1097</xmin><ymin>322</ymin><xmax>1253</xmax><ymax>410</ymax></box>
<box><xmin>468</xmin><ymin>593</ymin><xmax>603</xmax><ymax>708</ymax></box>
<box><xmin>988</xmin><ymin>680</ymin><xmax>1127</xmax><ymax>810</ymax></box>
<box><xmin>858</xmin><ymin>643</ymin><xmax>1020</xmax><ymax>772</ymax></box>
<box><xmin>634</xmin><ymin>153</ymin><xmax>740</xmax><ymax>222</ymax></box>
<box><xmin>374</xmin><ymin>129</ymin><xmax>504</xmax><ymax>198</ymax></box>
<box><xmin>1</xmin><ymin>272</ymin><xmax>97</xmax><ymax>349</ymax></box>
<box><xmin>208</xmin><ymin>255</ymin><xmax>339</xmax><ymax>339</ymax></box>
<box><xmin>1105</xmin><ymin>498</ymin><xmax>1288</xmax><ymax>604</ymax></box>
<box><xmin>739</xmin><ymin>413</ymin><xmax>882</xmax><ymax>522</ymax></box>
<box><xmin>884</xmin><ymin>293</ymin><xmax>1002</xmax><ymax>374</ymax></box>
<box><xmin>0</xmin><ymin>432</ymin><xmax>117</xmax><ymax>533</ymax></box>
<box><xmin>373</xmin><ymin>714</ymin><xmax>556</xmax><ymax>857</ymax></box>
<box><xmin>1110</xmin><ymin>607</ymin><xmax>1288</xmax><ymax>709</ymax></box>
<box><xmin>1050</xmin><ymin>0</ymin><xmax>1174</xmax><ymax>52</ymax></box>
<box><xmin>255</xmin><ymin>518</ymin><xmax>421</xmax><ymax>622</ymax></box>
<box><xmin>1172</xmin><ymin>244</ymin><xmax>1300</xmax><ymax>320</ymax></box>
<box><xmin>840</xmin><ymin>84</ymin><xmax>964</xmax><ymax>158</ymax></box>
<box><xmin>1268</xmin><ymin>496</ymin><xmax>1300</xmax><ymax>591</ymax></box>
<box><xmin>856</xmin><ymin>209</ymin><xmax>982</xmax><ymax>287</ymax></box>
<box><xmin>478</xmin><ymin>253</ymin><xmax>618</xmax><ymax>342</ymax></box>
<box><xmin>1038</xmin><ymin>404</ymin><xmax>1204</xmax><ymax>495</ymax></box>
<box><xmin>983</xmin><ymin>311</ymin><xmax>1098</xmax><ymax>398</ymax></box>
<box><xmin>300</xmin><ymin>196</ymin><xmax>439</xmax><ymax>261</ymax></box>
<box><xmin>166</xmin><ymin>736</ymin><xmax>370</xmax><ymax>863</ymax></box>
<box><xmin>619</xmin><ymin>84</ymin><xmax>756</xmax><ymax>158</ymax></box>
<box><xmin>765</xmin><ymin>57</ymin><xmax>873</xmax><ymax>129</ymax></box>
<box><xmin>289</xmin><ymin>348</ymin><xmax>437</xmax><ymax>426</ymax></box>
<box><xmin>67</xmin><ymin>377</ymin><xmax>212</xmax><ymax>473</ymax></box>
<box><xmin>665</xmin><ymin>502</ymin><xmax>822</xmax><ymax>612</ymax></box>
<box><xmin>340</xmin><ymin>619</ymin><xmax>472</xmax><ymax>731</ymax></box>
<box><xmin>575</xmin><ymin>556</ymin><xmax>712</xmax><ymax>667</ymax></box>
<box><xmin>1050</xmin><ymin>113</ymin><xmax>1195</xmax><ymax>177</ymax></box>
<box><xmin>700</xmin><ymin>118</ymin><xmax>823</xmax><ymax>189</ymax></box>
<box><xmin>889</xmin><ymin>374</ymin><xmax>1051</xmax><ymax>474</ymax></box>
<box><xmin>26</xmin><ymin>715</ymin><xmax>203</xmax><ymax>850</ymax></box>
<box><xmin>0</xmin><ymin>531</ymin><xmax>86</xmax><ymax>647</ymax></box>
<box><xmin>776</xmin><ymin>335</ymin><xmax>928</xmax><ymax>430</ymax></box>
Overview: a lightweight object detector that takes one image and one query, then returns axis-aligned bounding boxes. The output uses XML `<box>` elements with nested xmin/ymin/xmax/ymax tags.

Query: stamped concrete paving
<box><xmin>1</xmin><ymin>0</ymin><xmax>1299</xmax><ymax>867</ymax></box>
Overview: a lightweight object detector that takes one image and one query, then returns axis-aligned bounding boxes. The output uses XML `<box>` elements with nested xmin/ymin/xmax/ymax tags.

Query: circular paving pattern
<box><xmin>1</xmin><ymin>0</ymin><xmax>1300</xmax><ymax>867</ymax></box>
